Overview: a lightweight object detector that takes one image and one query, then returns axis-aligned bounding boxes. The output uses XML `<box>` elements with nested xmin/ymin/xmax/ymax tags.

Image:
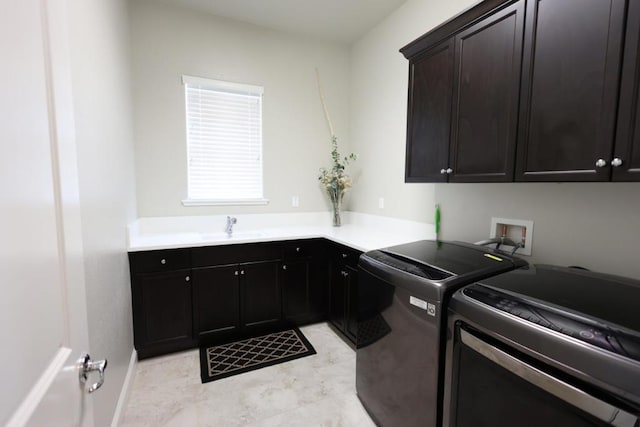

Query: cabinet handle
<box><xmin>283</xmin><ymin>265</ymin><xmax>287</xmax><ymax>270</ymax></box>
<box><xmin>240</xmin><ymin>270</ymin><xmax>245</xmax><ymax>275</ymax></box>
<box><xmin>595</xmin><ymin>159</ymin><xmax>607</xmax><ymax>168</ymax></box>
<box><xmin>234</xmin><ymin>270</ymin><xmax>239</xmax><ymax>276</ymax></box>
<box><xmin>185</xmin><ymin>276</ymin><xmax>190</xmax><ymax>282</ymax></box>
<box><xmin>446</xmin><ymin>168</ymin><xmax>453</xmax><ymax>174</ymax></box>
<box><xmin>440</xmin><ymin>168</ymin><xmax>447</xmax><ymax>174</ymax></box>
<box><xmin>611</xmin><ymin>158</ymin><xmax>623</xmax><ymax>167</ymax></box>
<box><xmin>160</xmin><ymin>258</ymin><xmax>166</xmax><ymax>265</ymax></box>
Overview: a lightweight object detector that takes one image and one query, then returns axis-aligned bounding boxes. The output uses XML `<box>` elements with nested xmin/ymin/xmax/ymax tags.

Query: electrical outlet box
<box><xmin>291</xmin><ymin>196</ymin><xmax>299</xmax><ymax>208</ymax></box>
<box><xmin>378</xmin><ymin>197</ymin><xmax>384</xmax><ymax>209</ymax></box>
<box><xmin>490</xmin><ymin>217</ymin><xmax>534</xmax><ymax>256</ymax></box>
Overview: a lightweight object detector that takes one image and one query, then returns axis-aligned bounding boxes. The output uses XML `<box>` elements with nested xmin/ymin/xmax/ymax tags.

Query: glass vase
<box><xmin>331</xmin><ymin>193</ymin><xmax>342</xmax><ymax>227</ymax></box>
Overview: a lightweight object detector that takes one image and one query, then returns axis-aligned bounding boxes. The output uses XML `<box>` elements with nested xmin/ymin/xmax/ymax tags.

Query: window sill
<box><xmin>181</xmin><ymin>198</ymin><xmax>270</xmax><ymax>207</ymax></box>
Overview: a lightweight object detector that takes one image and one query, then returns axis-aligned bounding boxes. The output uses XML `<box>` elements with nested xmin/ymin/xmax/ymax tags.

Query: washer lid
<box><xmin>378</xmin><ymin>240</ymin><xmax>525</xmax><ymax>285</ymax></box>
<box><xmin>477</xmin><ymin>264</ymin><xmax>640</xmax><ymax>333</ymax></box>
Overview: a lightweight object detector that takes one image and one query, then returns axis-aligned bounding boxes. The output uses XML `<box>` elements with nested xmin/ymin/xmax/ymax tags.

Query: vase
<box><xmin>329</xmin><ymin>188</ymin><xmax>343</xmax><ymax>227</ymax></box>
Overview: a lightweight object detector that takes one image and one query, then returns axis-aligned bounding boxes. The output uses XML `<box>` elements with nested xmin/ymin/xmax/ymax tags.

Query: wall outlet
<box><xmin>378</xmin><ymin>197</ymin><xmax>384</xmax><ymax>209</ymax></box>
<box><xmin>490</xmin><ymin>217</ymin><xmax>534</xmax><ymax>256</ymax></box>
<box><xmin>291</xmin><ymin>196</ymin><xmax>299</xmax><ymax>208</ymax></box>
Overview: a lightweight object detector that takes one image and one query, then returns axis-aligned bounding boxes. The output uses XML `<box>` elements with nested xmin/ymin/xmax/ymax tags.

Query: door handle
<box><xmin>461</xmin><ymin>330</ymin><xmax>638</xmax><ymax>427</ymax></box>
<box><xmin>78</xmin><ymin>353</ymin><xmax>107</xmax><ymax>393</ymax></box>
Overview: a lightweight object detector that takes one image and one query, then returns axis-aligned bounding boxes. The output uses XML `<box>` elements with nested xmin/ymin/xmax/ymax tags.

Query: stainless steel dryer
<box><xmin>444</xmin><ymin>265</ymin><xmax>640</xmax><ymax>427</ymax></box>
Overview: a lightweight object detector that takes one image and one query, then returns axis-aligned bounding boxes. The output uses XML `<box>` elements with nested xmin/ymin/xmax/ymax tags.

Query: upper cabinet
<box><xmin>449</xmin><ymin>1</ymin><xmax>524</xmax><ymax>182</ymax></box>
<box><xmin>614</xmin><ymin>0</ymin><xmax>640</xmax><ymax>181</ymax></box>
<box><xmin>405</xmin><ymin>0</ymin><xmax>524</xmax><ymax>183</ymax></box>
<box><xmin>405</xmin><ymin>39</ymin><xmax>454</xmax><ymax>183</ymax></box>
<box><xmin>402</xmin><ymin>0</ymin><xmax>639</xmax><ymax>183</ymax></box>
<box><xmin>516</xmin><ymin>0</ymin><xmax>626</xmax><ymax>181</ymax></box>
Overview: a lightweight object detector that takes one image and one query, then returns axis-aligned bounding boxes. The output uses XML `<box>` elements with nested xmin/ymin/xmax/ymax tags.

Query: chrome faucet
<box><xmin>225</xmin><ymin>216</ymin><xmax>237</xmax><ymax>237</ymax></box>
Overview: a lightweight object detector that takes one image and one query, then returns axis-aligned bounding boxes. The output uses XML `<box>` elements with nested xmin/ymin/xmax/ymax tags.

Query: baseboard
<box><xmin>110</xmin><ymin>350</ymin><xmax>137</xmax><ymax>427</ymax></box>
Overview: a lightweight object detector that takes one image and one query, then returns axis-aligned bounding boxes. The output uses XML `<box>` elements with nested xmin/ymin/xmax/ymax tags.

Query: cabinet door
<box><xmin>282</xmin><ymin>259</ymin><xmax>310</xmax><ymax>324</ymax></box>
<box><xmin>345</xmin><ymin>265</ymin><xmax>359</xmax><ymax>344</ymax></box>
<box><xmin>516</xmin><ymin>0</ymin><xmax>626</xmax><ymax>181</ymax></box>
<box><xmin>192</xmin><ymin>265</ymin><xmax>240</xmax><ymax>341</ymax></box>
<box><xmin>614</xmin><ymin>0</ymin><xmax>640</xmax><ymax>181</ymax></box>
<box><xmin>308</xmin><ymin>245</ymin><xmax>330</xmax><ymax>321</ymax></box>
<box><xmin>449</xmin><ymin>0</ymin><xmax>524</xmax><ymax>182</ymax></box>
<box><xmin>242</xmin><ymin>261</ymin><xmax>282</xmax><ymax>331</ymax></box>
<box><xmin>132</xmin><ymin>269</ymin><xmax>193</xmax><ymax>350</ymax></box>
<box><xmin>329</xmin><ymin>264</ymin><xmax>347</xmax><ymax>331</ymax></box>
<box><xmin>405</xmin><ymin>39</ymin><xmax>454</xmax><ymax>182</ymax></box>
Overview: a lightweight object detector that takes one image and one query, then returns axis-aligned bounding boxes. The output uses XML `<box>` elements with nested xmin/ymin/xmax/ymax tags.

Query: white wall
<box><xmin>130</xmin><ymin>0</ymin><xmax>351</xmax><ymax>218</ymax></box>
<box><xmin>349</xmin><ymin>0</ymin><xmax>476</xmax><ymax>222</ymax></box>
<box><xmin>350</xmin><ymin>0</ymin><xmax>640</xmax><ymax>279</ymax></box>
<box><xmin>67</xmin><ymin>0</ymin><xmax>137</xmax><ymax>424</ymax></box>
<box><xmin>434</xmin><ymin>183</ymin><xmax>640</xmax><ymax>278</ymax></box>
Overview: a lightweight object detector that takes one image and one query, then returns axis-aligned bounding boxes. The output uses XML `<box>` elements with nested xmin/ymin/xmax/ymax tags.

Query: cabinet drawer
<box><xmin>192</xmin><ymin>242</ymin><xmax>282</xmax><ymax>267</ymax></box>
<box><xmin>129</xmin><ymin>248</ymin><xmax>191</xmax><ymax>274</ymax></box>
<box><xmin>283</xmin><ymin>239</ymin><xmax>324</xmax><ymax>260</ymax></box>
<box><xmin>332</xmin><ymin>244</ymin><xmax>362</xmax><ymax>267</ymax></box>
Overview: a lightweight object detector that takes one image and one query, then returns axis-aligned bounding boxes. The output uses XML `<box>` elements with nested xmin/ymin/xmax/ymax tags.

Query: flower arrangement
<box><xmin>316</xmin><ymin>69</ymin><xmax>356</xmax><ymax>226</ymax></box>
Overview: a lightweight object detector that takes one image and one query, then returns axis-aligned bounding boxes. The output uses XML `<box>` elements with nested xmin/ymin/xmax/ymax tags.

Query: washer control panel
<box><xmin>463</xmin><ymin>284</ymin><xmax>640</xmax><ymax>362</ymax></box>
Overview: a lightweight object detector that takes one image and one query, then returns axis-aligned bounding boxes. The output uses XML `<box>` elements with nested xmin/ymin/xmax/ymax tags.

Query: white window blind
<box><xmin>183</xmin><ymin>75</ymin><xmax>265</xmax><ymax>204</ymax></box>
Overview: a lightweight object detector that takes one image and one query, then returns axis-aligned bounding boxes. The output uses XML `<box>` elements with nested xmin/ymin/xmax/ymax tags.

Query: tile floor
<box><xmin>120</xmin><ymin>323</ymin><xmax>375</xmax><ymax>426</ymax></box>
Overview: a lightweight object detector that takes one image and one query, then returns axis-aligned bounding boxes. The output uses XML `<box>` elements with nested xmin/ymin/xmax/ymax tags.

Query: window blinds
<box><xmin>183</xmin><ymin>75</ymin><xmax>264</xmax><ymax>202</ymax></box>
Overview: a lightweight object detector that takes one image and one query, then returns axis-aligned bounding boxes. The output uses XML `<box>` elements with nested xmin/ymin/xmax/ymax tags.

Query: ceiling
<box><xmin>154</xmin><ymin>0</ymin><xmax>408</xmax><ymax>43</ymax></box>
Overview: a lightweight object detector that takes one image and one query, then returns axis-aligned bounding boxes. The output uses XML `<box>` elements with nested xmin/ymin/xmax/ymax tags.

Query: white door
<box><xmin>1</xmin><ymin>0</ymin><xmax>98</xmax><ymax>425</ymax></box>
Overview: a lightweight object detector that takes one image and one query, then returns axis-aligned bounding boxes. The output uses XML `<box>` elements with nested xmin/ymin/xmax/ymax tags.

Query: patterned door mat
<box><xmin>199</xmin><ymin>328</ymin><xmax>316</xmax><ymax>383</ymax></box>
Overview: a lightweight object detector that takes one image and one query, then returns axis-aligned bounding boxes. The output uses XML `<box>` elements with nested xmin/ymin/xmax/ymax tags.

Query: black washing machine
<box><xmin>443</xmin><ymin>265</ymin><xmax>640</xmax><ymax>427</ymax></box>
<box><xmin>356</xmin><ymin>240</ymin><xmax>527</xmax><ymax>427</ymax></box>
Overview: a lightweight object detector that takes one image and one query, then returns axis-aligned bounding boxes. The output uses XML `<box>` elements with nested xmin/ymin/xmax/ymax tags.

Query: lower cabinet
<box><xmin>329</xmin><ymin>265</ymin><xmax>347</xmax><ymax>331</ymax></box>
<box><xmin>192</xmin><ymin>265</ymin><xmax>240</xmax><ymax>342</ymax></box>
<box><xmin>129</xmin><ymin>239</ymin><xmax>354</xmax><ymax>358</ymax></box>
<box><xmin>243</xmin><ymin>261</ymin><xmax>282</xmax><ymax>333</ymax></box>
<box><xmin>282</xmin><ymin>259</ymin><xmax>311</xmax><ymax>323</ymax></box>
<box><xmin>328</xmin><ymin>244</ymin><xmax>362</xmax><ymax>345</ymax></box>
<box><xmin>345</xmin><ymin>265</ymin><xmax>359</xmax><ymax>343</ymax></box>
<box><xmin>131</xmin><ymin>269</ymin><xmax>195</xmax><ymax>358</ymax></box>
<box><xmin>193</xmin><ymin>260</ymin><xmax>282</xmax><ymax>344</ymax></box>
<box><xmin>281</xmin><ymin>240</ymin><xmax>329</xmax><ymax>326</ymax></box>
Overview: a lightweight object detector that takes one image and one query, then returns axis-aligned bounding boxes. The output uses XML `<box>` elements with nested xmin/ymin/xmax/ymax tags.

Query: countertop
<box><xmin>128</xmin><ymin>212</ymin><xmax>435</xmax><ymax>253</ymax></box>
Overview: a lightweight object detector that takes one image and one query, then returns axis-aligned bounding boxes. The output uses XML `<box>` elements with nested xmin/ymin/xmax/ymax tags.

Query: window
<box><xmin>182</xmin><ymin>75</ymin><xmax>267</xmax><ymax>206</ymax></box>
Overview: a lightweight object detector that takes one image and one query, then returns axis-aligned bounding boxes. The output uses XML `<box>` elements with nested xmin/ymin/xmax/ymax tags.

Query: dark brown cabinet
<box><xmin>130</xmin><ymin>239</ymin><xmax>337</xmax><ymax>358</ymax></box>
<box><xmin>243</xmin><ymin>261</ymin><xmax>282</xmax><ymax>332</ymax></box>
<box><xmin>516</xmin><ymin>0</ymin><xmax>627</xmax><ymax>181</ymax></box>
<box><xmin>281</xmin><ymin>240</ymin><xmax>328</xmax><ymax>326</ymax></box>
<box><xmin>192</xmin><ymin>265</ymin><xmax>240</xmax><ymax>342</ymax></box>
<box><xmin>194</xmin><ymin>260</ymin><xmax>281</xmax><ymax>343</ymax></box>
<box><xmin>405</xmin><ymin>39</ymin><xmax>454</xmax><ymax>183</ymax></box>
<box><xmin>329</xmin><ymin>264</ymin><xmax>347</xmax><ymax>331</ymax></box>
<box><xmin>344</xmin><ymin>265</ymin><xmax>359</xmax><ymax>343</ymax></box>
<box><xmin>403</xmin><ymin>0</ymin><xmax>640</xmax><ymax>183</ymax></box>
<box><xmin>449</xmin><ymin>1</ymin><xmax>523</xmax><ymax>182</ymax></box>
<box><xmin>328</xmin><ymin>244</ymin><xmax>362</xmax><ymax>344</ymax></box>
<box><xmin>614</xmin><ymin>0</ymin><xmax>640</xmax><ymax>181</ymax></box>
<box><xmin>129</xmin><ymin>249</ymin><xmax>194</xmax><ymax>358</ymax></box>
<box><xmin>282</xmin><ymin>259</ymin><xmax>311</xmax><ymax>322</ymax></box>
<box><xmin>404</xmin><ymin>0</ymin><xmax>524</xmax><ymax>182</ymax></box>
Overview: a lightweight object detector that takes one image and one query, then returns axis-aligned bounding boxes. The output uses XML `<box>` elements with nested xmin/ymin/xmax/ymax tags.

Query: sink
<box><xmin>200</xmin><ymin>231</ymin><xmax>266</xmax><ymax>241</ymax></box>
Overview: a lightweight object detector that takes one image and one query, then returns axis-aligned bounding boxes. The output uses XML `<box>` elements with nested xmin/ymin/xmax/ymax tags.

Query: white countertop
<box><xmin>128</xmin><ymin>212</ymin><xmax>435</xmax><ymax>253</ymax></box>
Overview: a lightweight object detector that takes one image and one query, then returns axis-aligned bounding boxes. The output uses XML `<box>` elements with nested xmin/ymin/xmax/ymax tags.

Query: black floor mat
<box><xmin>199</xmin><ymin>328</ymin><xmax>316</xmax><ymax>383</ymax></box>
